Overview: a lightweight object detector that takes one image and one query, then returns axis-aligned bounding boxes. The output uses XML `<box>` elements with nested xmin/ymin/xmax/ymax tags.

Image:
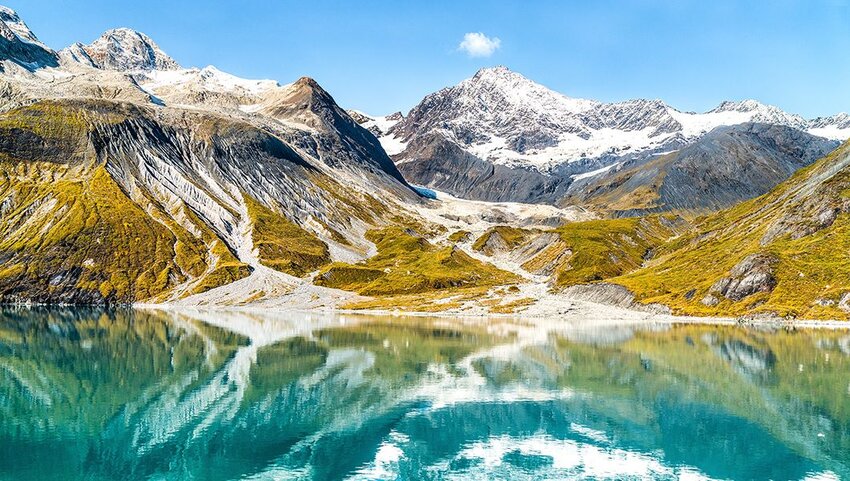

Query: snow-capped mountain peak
<box><xmin>709</xmin><ymin>99</ymin><xmax>808</xmax><ymax>130</ymax></box>
<box><xmin>463</xmin><ymin>65</ymin><xmax>598</xmax><ymax>114</ymax></box>
<box><xmin>0</xmin><ymin>5</ymin><xmax>58</xmax><ymax>69</ymax></box>
<box><xmin>711</xmin><ymin>99</ymin><xmax>767</xmax><ymax>112</ymax></box>
<box><xmin>139</xmin><ymin>65</ymin><xmax>278</xmax><ymax>95</ymax></box>
<box><xmin>810</xmin><ymin>112</ymin><xmax>850</xmax><ymax>128</ymax></box>
<box><xmin>63</xmin><ymin>27</ymin><xmax>180</xmax><ymax>72</ymax></box>
<box><xmin>381</xmin><ymin>66</ymin><xmax>850</xmax><ymax>174</ymax></box>
<box><xmin>0</xmin><ymin>6</ymin><xmax>46</xmax><ymax>48</ymax></box>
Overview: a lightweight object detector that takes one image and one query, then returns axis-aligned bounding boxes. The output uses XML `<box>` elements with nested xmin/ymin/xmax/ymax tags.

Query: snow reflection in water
<box><xmin>0</xmin><ymin>307</ymin><xmax>848</xmax><ymax>480</ymax></box>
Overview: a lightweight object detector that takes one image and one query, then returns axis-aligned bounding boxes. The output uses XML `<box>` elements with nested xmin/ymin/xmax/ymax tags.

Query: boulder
<box><xmin>709</xmin><ymin>254</ymin><xmax>777</xmax><ymax>302</ymax></box>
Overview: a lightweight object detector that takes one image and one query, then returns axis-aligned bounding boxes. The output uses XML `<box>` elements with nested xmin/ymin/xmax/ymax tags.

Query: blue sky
<box><xmin>11</xmin><ymin>0</ymin><xmax>850</xmax><ymax>117</ymax></box>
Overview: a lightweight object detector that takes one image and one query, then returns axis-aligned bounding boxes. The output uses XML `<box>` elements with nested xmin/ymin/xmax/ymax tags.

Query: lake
<box><xmin>0</xmin><ymin>308</ymin><xmax>848</xmax><ymax>480</ymax></box>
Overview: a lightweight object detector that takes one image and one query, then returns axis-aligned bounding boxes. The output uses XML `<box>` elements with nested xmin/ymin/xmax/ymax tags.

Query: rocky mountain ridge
<box><xmin>371</xmin><ymin>66</ymin><xmax>850</xmax><ymax>206</ymax></box>
<box><xmin>60</xmin><ymin>28</ymin><xmax>180</xmax><ymax>71</ymax></box>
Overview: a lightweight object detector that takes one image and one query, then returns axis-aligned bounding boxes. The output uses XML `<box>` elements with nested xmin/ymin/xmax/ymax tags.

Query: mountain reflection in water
<box><xmin>0</xmin><ymin>308</ymin><xmax>848</xmax><ymax>480</ymax></box>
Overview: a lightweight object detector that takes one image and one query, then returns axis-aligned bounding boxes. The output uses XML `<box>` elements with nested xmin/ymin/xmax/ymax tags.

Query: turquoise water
<box><xmin>1</xmin><ymin>308</ymin><xmax>849</xmax><ymax>480</ymax></box>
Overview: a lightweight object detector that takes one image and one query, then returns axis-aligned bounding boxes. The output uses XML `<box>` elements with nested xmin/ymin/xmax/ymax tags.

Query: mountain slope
<box><xmin>381</xmin><ymin>66</ymin><xmax>850</xmax><ymax>207</ymax></box>
<box><xmin>0</xmin><ymin>8</ymin><xmax>434</xmax><ymax>305</ymax></box>
<box><xmin>0</xmin><ymin>99</ymin><xmax>392</xmax><ymax>304</ymax></box>
<box><xmin>612</xmin><ymin>140</ymin><xmax>850</xmax><ymax>319</ymax></box>
<box><xmin>0</xmin><ymin>8</ymin><xmax>541</xmax><ymax>308</ymax></box>
<box><xmin>0</xmin><ymin>6</ymin><xmax>57</xmax><ymax>68</ymax></box>
<box><xmin>567</xmin><ymin>123</ymin><xmax>838</xmax><ymax>216</ymax></box>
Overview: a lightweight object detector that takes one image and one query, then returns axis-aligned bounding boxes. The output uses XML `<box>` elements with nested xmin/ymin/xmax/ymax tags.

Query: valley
<box><xmin>0</xmin><ymin>5</ymin><xmax>849</xmax><ymax>321</ymax></box>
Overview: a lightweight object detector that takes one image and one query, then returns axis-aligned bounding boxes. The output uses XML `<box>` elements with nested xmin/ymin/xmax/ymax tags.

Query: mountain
<box><xmin>5</xmin><ymin>4</ymin><xmax>850</xmax><ymax>319</ymax></box>
<box><xmin>0</xmin><ymin>5</ymin><xmax>57</xmax><ymax>68</ymax></box>
<box><xmin>567</xmin><ymin>123</ymin><xmax>838</xmax><ymax>216</ymax></box>
<box><xmin>379</xmin><ymin>66</ymin><xmax>850</xmax><ymax>207</ymax></box>
<box><xmin>59</xmin><ymin>28</ymin><xmax>180</xmax><ymax>71</ymax></box>
<box><xmin>0</xmin><ymin>9</ymin><xmax>435</xmax><ymax>305</ymax></box>
<box><xmin>611</xmin><ymin>139</ymin><xmax>850</xmax><ymax>319</ymax></box>
<box><xmin>348</xmin><ymin>110</ymin><xmax>403</xmax><ymax>138</ymax></box>
<box><xmin>0</xmin><ymin>7</ymin><xmax>555</xmax><ymax>309</ymax></box>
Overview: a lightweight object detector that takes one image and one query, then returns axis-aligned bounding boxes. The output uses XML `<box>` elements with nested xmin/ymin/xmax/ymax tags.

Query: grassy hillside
<box><xmin>0</xmin><ymin>161</ymin><xmax>250</xmax><ymax>303</ymax></box>
<box><xmin>244</xmin><ymin>194</ymin><xmax>330</xmax><ymax>277</ymax></box>
<box><xmin>467</xmin><ymin>216</ymin><xmax>685</xmax><ymax>288</ymax></box>
<box><xmin>315</xmin><ymin>226</ymin><xmax>519</xmax><ymax>297</ymax></box>
<box><xmin>614</xmin><ymin>141</ymin><xmax>850</xmax><ymax>319</ymax></box>
<box><xmin>0</xmin><ymin>102</ymin><xmax>251</xmax><ymax>303</ymax></box>
<box><xmin>550</xmin><ymin>215</ymin><xmax>685</xmax><ymax>286</ymax></box>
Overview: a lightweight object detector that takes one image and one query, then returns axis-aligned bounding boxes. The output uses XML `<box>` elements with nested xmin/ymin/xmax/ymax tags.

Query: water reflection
<box><xmin>0</xmin><ymin>308</ymin><xmax>848</xmax><ymax>480</ymax></box>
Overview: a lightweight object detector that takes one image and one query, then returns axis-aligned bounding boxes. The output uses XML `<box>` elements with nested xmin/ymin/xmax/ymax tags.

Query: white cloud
<box><xmin>458</xmin><ymin>32</ymin><xmax>501</xmax><ymax>58</ymax></box>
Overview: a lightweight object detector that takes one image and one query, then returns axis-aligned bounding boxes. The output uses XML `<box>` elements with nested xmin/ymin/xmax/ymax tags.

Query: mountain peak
<box><xmin>469</xmin><ymin>65</ymin><xmax>529</xmax><ymax>85</ymax></box>
<box><xmin>473</xmin><ymin>65</ymin><xmax>512</xmax><ymax>76</ymax></box>
<box><xmin>293</xmin><ymin>76</ymin><xmax>323</xmax><ymax>91</ymax></box>
<box><xmin>710</xmin><ymin>99</ymin><xmax>807</xmax><ymax>130</ymax></box>
<box><xmin>68</xmin><ymin>27</ymin><xmax>180</xmax><ymax>71</ymax></box>
<box><xmin>0</xmin><ymin>4</ymin><xmax>58</xmax><ymax>68</ymax></box>
<box><xmin>712</xmin><ymin>99</ymin><xmax>770</xmax><ymax>113</ymax></box>
<box><xmin>460</xmin><ymin>65</ymin><xmax>594</xmax><ymax>113</ymax></box>
<box><xmin>0</xmin><ymin>5</ymin><xmax>45</xmax><ymax>47</ymax></box>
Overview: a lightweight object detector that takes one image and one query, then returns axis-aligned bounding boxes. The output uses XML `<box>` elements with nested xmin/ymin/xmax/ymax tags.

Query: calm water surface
<box><xmin>1</xmin><ymin>308</ymin><xmax>849</xmax><ymax>480</ymax></box>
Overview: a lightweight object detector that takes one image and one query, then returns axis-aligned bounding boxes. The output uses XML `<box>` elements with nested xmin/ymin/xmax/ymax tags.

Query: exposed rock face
<box><xmin>810</xmin><ymin>113</ymin><xmax>850</xmax><ymax>132</ymax></box>
<box><xmin>708</xmin><ymin>254</ymin><xmax>777</xmax><ymax>302</ymax></box>
<box><xmin>344</xmin><ymin>110</ymin><xmax>403</xmax><ymax>138</ymax></box>
<box><xmin>0</xmin><ymin>6</ymin><xmax>58</xmax><ymax>68</ymax></box>
<box><xmin>562</xmin><ymin>283</ymin><xmax>671</xmax><ymax>314</ymax></box>
<box><xmin>397</xmin><ymin>133</ymin><xmax>571</xmax><ymax>204</ymax></box>
<box><xmin>378</xmin><ymin>66</ymin><xmax>849</xmax><ymax>206</ymax></box>
<box><xmin>347</xmin><ymin>110</ymin><xmax>372</xmax><ymax>124</ymax></box>
<box><xmin>62</xmin><ymin>28</ymin><xmax>180</xmax><ymax>71</ymax></box>
<box><xmin>261</xmin><ymin>77</ymin><xmax>411</xmax><ymax>189</ymax></box>
<box><xmin>570</xmin><ymin>123</ymin><xmax>839</xmax><ymax>215</ymax></box>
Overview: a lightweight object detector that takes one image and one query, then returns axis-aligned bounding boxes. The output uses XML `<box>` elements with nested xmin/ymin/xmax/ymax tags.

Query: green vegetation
<box><xmin>549</xmin><ymin>215</ymin><xmax>683</xmax><ymax>287</ymax></box>
<box><xmin>472</xmin><ymin>225</ymin><xmax>533</xmax><ymax>254</ymax></box>
<box><xmin>447</xmin><ymin>229</ymin><xmax>472</xmax><ymax>243</ymax></box>
<box><xmin>569</xmin><ymin>154</ymin><xmax>668</xmax><ymax>214</ymax></box>
<box><xmin>0</xmin><ymin>164</ymin><xmax>212</xmax><ymax>302</ymax></box>
<box><xmin>615</xmin><ymin>142</ymin><xmax>850</xmax><ymax>319</ymax></box>
<box><xmin>315</xmin><ymin>226</ymin><xmax>519</xmax><ymax>297</ymax></box>
<box><xmin>0</xmin><ymin>100</ymin><xmax>252</xmax><ymax>303</ymax></box>
<box><xmin>488</xmin><ymin>296</ymin><xmax>536</xmax><ymax>314</ymax></box>
<box><xmin>0</xmin><ymin>101</ymin><xmax>93</xmax><ymax>140</ymax></box>
<box><xmin>244</xmin><ymin>194</ymin><xmax>330</xmax><ymax>276</ymax></box>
